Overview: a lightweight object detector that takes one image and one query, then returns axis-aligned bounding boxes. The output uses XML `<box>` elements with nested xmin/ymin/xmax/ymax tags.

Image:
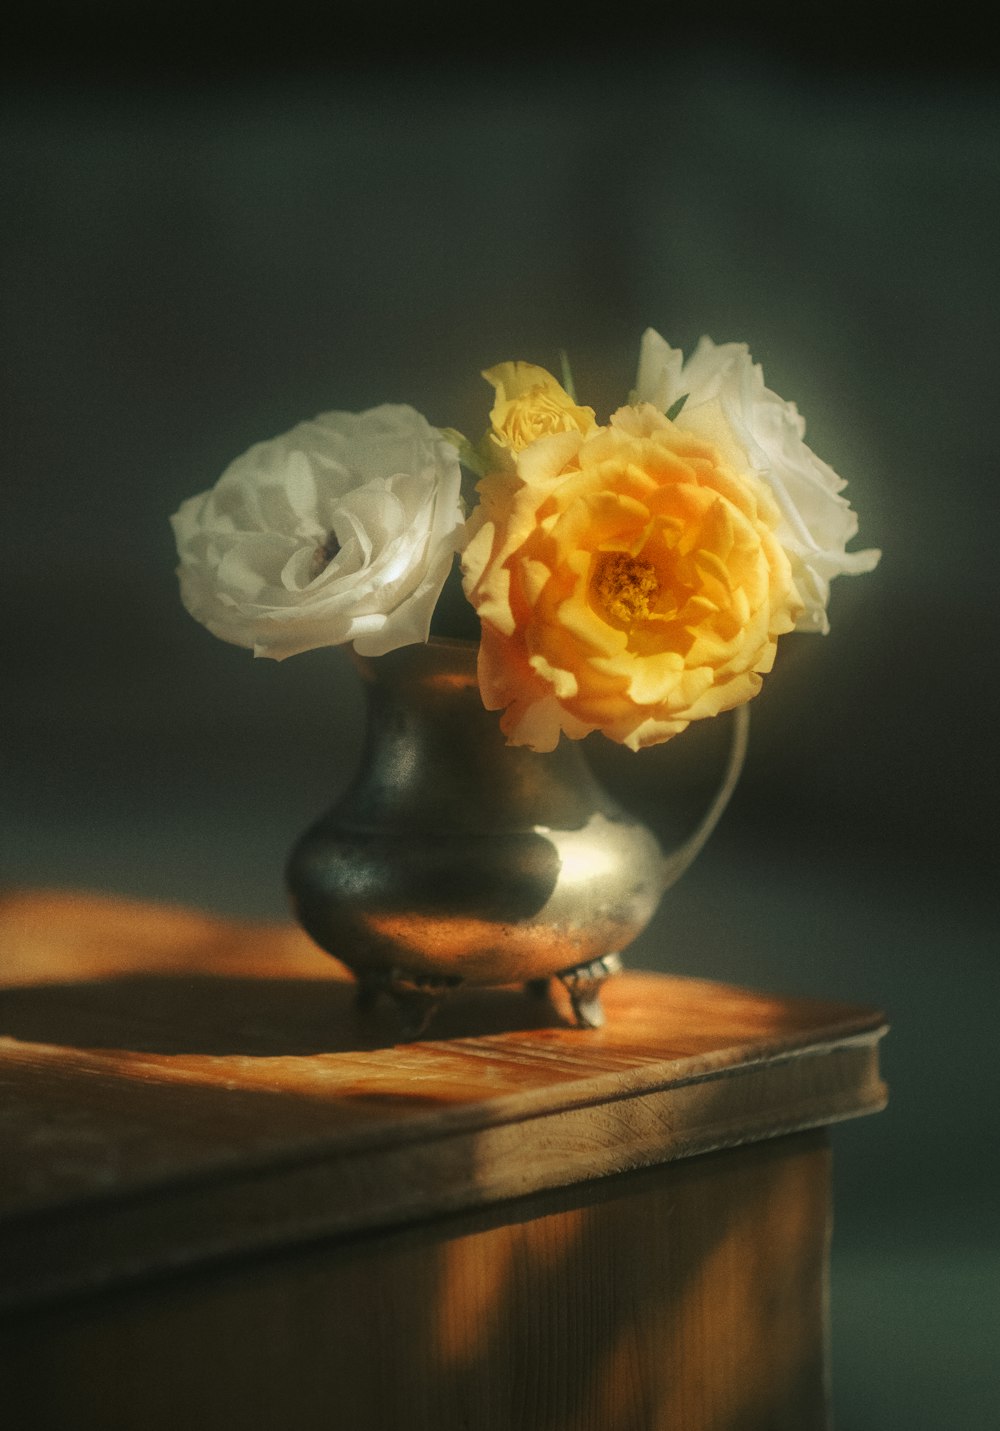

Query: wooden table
<box><xmin>0</xmin><ymin>889</ymin><xmax>887</xmax><ymax>1431</ymax></box>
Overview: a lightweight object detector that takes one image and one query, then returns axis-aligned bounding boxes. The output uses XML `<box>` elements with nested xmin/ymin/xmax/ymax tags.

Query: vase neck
<box><xmin>342</xmin><ymin>641</ymin><xmax>620</xmax><ymax>832</ymax></box>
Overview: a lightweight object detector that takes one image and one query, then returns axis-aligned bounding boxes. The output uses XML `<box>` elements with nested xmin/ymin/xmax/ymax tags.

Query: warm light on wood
<box><xmin>0</xmin><ymin>889</ymin><xmax>887</xmax><ymax>1430</ymax></box>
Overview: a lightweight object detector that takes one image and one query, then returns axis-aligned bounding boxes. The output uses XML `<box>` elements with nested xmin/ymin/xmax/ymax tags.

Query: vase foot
<box><xmin>556</xmin><ymin>952</ymin><xmax>623</xmax><ymax>1029</ymax></box>
<box><xmin>356</xmin><ymin>968</ymin><xmax>463</xmax><ymax>1041</ymax></box>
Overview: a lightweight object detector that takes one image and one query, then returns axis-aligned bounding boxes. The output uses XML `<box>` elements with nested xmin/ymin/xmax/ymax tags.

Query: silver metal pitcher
<box><xmin>287</xmin><ymin>638</ymin><xmax>746</xmax><ymax>1035</ymax></box>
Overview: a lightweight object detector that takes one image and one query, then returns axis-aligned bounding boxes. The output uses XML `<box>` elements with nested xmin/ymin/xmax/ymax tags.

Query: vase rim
<box><xmin>351</xmin><ymin>635</ymin><xmax>480</xmax><ymax>685</ymax></box>
<box><xmin>425</xmin><ymin>635</ymin><xmax>478</xmax><ymax>651</ymax></box>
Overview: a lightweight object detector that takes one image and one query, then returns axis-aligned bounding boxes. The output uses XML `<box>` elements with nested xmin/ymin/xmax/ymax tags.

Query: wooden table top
<box><xmin>0</xmin><ymin>888</ymin><xmax>887</xmax><ymax>1310</ymax></box>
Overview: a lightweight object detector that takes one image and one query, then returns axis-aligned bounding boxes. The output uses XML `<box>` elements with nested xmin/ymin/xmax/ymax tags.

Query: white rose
<box><xmin>634</xmin><ymin>328</ymin><xmax>880</xmax><ymax>632</ymax></box>
<box><xmin>171</xmin><ymin>404</ymin><xmax>465</xmax><ymax>660</ymax></box>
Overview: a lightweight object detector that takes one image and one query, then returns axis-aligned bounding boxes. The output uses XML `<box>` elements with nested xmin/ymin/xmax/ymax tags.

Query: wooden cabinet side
<box><xmin>1</xmin><ymin>1130</ymin><xmax>831</xmax><ymax>1431</ymax></box>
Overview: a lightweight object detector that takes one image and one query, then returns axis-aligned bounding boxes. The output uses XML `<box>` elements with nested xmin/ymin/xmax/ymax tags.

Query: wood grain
<box><xmin>0</xmin><ymin>889</ymin><xmax>887</xmax><ymax>1313</ymax></box>
<box><xmin>1</xmin><ymin>1134</ymin><xmax>833</xmax><ymax>1431</ymax></box>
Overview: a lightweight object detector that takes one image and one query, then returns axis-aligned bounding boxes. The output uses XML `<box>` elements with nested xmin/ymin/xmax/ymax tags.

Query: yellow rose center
<box><xmin>592</xmin><ymin>552</ymin><xmax>660</xmax><ymax>626</ymax></box>
<box><xmin>504</xmin><ymin>387</ymin><xmax>581</xmax><ymax>448</ymax></box>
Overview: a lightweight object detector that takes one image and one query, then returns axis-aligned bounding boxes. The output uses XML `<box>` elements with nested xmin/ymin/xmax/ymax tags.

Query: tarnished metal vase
<box><xmin>287</xmin><ymin>639</ymin><xmax>684</xmax><ymax>1034</ymax></box>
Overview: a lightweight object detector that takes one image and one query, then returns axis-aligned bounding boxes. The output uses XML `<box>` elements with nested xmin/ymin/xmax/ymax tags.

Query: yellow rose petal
<box><xmin>483</xmin><ymin>363</ymin><xmax>596</xmax><ymax>459</ymax></box>
<box><xmin>462</xmin><ymin>407</ymin><xmax>801</xmax><ymax>750</ymax></box>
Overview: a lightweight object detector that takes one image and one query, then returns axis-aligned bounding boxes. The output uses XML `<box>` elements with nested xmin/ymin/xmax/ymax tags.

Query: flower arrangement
<box><xmin>172</xmin><ymin>329</ymin><xmax>879</xmax><ymax>752</ymax></box>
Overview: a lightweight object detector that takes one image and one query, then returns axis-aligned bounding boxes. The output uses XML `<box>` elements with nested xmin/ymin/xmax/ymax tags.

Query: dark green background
<box><xmin>3</xmin><ymin>10</ymin><xmax>997</xmax><ymax>1426</ymax></box>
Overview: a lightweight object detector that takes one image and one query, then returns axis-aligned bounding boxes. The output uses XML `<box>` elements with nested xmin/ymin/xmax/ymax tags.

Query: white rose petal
<box><xmin>171</xmin><ymin>404</ymin><xmax>464</xmax><ymax>659</ymax></box>
<box><xmin>635</xmin><ymin>328</ymin><xmax>880</xmax><ymax>633</ymax></box>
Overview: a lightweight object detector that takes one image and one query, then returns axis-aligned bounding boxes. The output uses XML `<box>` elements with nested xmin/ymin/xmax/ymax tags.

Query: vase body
<box><xmin>286</xmin><ymin>640</ymin><xmax>666</xmax><ymax>994</ymax></box>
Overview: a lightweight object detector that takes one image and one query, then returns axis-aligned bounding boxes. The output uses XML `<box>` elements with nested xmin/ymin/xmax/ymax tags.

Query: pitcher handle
<box><xmin>661</xmin><ymin>704</ymin><xmax>750</xmax><ymax>893</ymax></box>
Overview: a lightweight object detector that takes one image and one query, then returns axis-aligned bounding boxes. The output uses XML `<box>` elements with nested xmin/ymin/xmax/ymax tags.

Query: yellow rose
<box><xmin>480</xmin><ymin>361</ymin><xmax>596</xmax><ymax>469</ymax></box>
<box><xmin>460</xmin><ymin>403</ymin><xmax>802</xmax><ymax>751</ymax></box>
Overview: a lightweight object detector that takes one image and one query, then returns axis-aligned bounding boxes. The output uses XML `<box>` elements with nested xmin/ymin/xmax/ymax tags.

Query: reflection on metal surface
<box><xmin>287</xmin><ymin>640</ymin><xmax>740</xmax><ymax>1033</ymax></box>
<box><xmin>557</xmin><ymin>953</ymin><xmax>624</xmax><ymax>1029</ymax></box>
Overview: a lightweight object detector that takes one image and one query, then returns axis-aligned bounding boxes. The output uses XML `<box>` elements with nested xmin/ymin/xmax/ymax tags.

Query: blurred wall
<box><xmin>2</xmin><ymin>12</ymin><xmax>998</xmax><ymax>1427</ymax></box>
